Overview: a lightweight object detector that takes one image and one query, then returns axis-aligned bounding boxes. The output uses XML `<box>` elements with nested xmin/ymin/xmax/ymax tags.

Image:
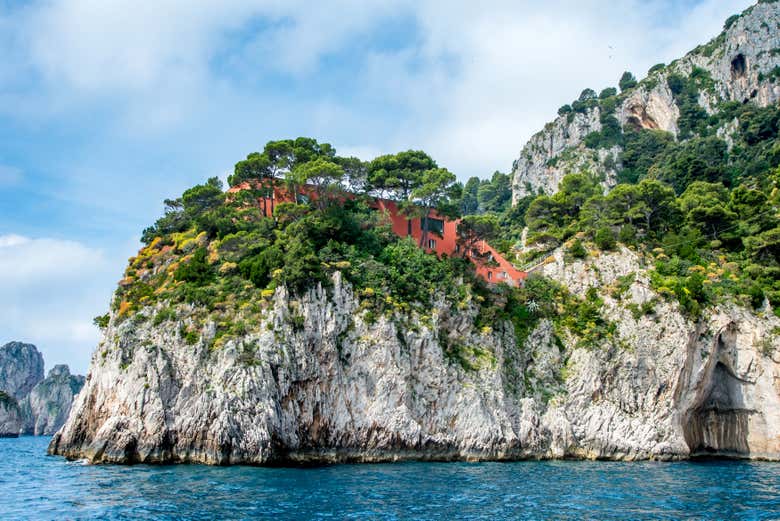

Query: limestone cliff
<box><xmin>0</xmin><ymin>342</ymin><xmax>85</xmax><ymax>436</ymax></box>
<box><xmin>50</xmin><ymin>251</ymin><xmax>780</xmax><ymax>464</ymax></box>
<box><xmin>0</xmin><ymin>392</ymin><xmax>22</xmax><ymax>438</ymax></box>
<box><xmin>0</xmin><ymin>342</ymin><xmax>44</xmax><ymax>399</ymax></box>
<box><xmin>511</xmin><ymin>1</ymin><xmax>780</xmax><ymax>200</ymax></box>
<box><xmin>21</xmin><ymin>365</ymin><xmax>85</xmax><ymax>436</ymax></box>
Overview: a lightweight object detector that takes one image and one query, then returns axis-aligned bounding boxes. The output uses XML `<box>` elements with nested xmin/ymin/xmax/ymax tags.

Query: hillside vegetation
<box><xmin>508</xmin><ymin>2</ymin><xmax>780</xmax><ymax>318</ymax></box>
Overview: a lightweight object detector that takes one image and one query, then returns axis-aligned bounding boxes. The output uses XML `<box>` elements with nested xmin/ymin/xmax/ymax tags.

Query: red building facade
<box><xmin>229</xmin><ymin>181</ymin><xmax>527</xmax><ymax>287</ymax></box>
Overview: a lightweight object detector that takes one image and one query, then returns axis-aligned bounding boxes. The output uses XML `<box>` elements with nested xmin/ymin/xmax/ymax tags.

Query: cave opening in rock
<box><xmin>731</xmin><ymin>54</ymin><xmax>747</xmax><ymax>79</ymax></box>
<box><xmin>626</xmin><ymin>116</ymin><xmax>642</xmax><ymax>131</ymax></box>
<box><xmin>683</xmin><ymin>361</ymin><xmax>751</xmax><ymax>458</ymax></box>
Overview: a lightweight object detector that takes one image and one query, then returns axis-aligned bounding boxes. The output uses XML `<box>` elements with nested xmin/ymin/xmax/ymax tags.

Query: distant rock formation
<box><xmin>0</xmin><ymin>392</ymin><xmax>22</xmax><ymax>438</ymax></box>
<box><xmin>21</xmin><ymin>365</ymin><xmax>86</xmax><ymax>436</ymax></box>
<box><xmin>0</xmin><ymin>342</ymin><xmax>84</xmax><ymax>436</ymax></box>
<box><xmin>0</xmin><ymin>342</ymin><xmax>44</xmax><ymax>399</ymax></box>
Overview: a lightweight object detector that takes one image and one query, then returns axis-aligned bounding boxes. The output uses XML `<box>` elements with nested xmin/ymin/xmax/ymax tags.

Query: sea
<box><xmin>2</xmin><ymin>436</ymin><xmax>780</xmax><ymax>520</ymax></box>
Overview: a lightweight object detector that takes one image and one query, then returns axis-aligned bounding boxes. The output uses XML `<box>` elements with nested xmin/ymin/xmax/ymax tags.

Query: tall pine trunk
<box><xmin>419</xmin><ymin>208</ymin><xmax>430</xmax><ymax>248</ymax></box>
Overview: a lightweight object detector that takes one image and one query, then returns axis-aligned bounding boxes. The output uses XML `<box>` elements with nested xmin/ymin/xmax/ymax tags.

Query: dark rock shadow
<box><xmin>682</xmin><ymin>328</ymin><xmax>753</xmax><ymax>458</ymax></box>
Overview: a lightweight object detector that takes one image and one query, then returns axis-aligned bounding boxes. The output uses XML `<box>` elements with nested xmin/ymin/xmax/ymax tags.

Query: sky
<box><xmin>0</xmin><ymin>0</ymin><xmax>755</xmax><ymax>375</ymax></box>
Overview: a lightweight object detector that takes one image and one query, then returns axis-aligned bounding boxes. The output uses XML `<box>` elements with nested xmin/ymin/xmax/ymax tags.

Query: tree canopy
<box><xmin>367</xmin><ymin>150</ymin><xmax>437</xmax><ymax>201</ymax></box>
<box><xmin>619</xmin><ymin>71</ymin><xmax>637</xmax><ymax>92</ymax></box>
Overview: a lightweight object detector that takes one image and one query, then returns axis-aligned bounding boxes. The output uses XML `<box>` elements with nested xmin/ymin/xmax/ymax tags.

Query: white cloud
<box><xmin>18</xmin><ymin>0</ymin><xmax>410</xmax><ymax>87</ymax></box>
<box><xmin>0</xmin><ymin>234</ymin><xmax>104</xmax><ymax>284</ymax></box>
<box><xmin>0</xmin><ymin>234</ymin><xmax>120</xmax><ymax>375</ymax></box>
<box><xmin>3</xmin><ymin>0</ymin><xmax>754</xmax><ymax>175</ymax></box>
<box><xmin>0</xmin><ymin>234</ymin><xmax>28</xmax><ymax>247</ymax></box>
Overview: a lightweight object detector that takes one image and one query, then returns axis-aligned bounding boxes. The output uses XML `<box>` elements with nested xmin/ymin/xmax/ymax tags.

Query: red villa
<box><xmin>229</xmin><ymin>181</ymin><xmax>527</xmax><ymax>287</ymax></box>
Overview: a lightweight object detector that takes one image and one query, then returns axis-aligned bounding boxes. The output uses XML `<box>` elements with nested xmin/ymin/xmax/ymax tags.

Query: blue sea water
<box><xmin>2</xmin><ymin>437</ymin><xmax>780</xmax><ymax>520</ymax></box>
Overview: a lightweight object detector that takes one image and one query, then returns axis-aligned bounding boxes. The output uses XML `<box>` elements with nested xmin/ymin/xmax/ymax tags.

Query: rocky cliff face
<box><xmin>21</xmin><ymin>365</ymin><xmax>85</xmax><ymax>436</ymax></box>
<box><xmin>0</xmin><ymin>392</ymin><xmax>22</xmax><ymax>438</ymax></box>
<box><xmin>511</xmin><ymin>109</ymin><xmax>622</xmax><ymax>199</ymax></box>
<box><xmin>534</xmin><ymin>247</ymin><xmax>780</xmax><ymax>460</ymax></box>
<box><xmin>50</xmin><ymin>253</ymin><xmax>780</xmax><ymax>464</ymax></box>
<box><xmin>0</xmin><ymin>342</ymin><xmax>44</xmax><ymax>399</ymax></box>
<box><xmin>511</xmin><ymin>1</ymin><xmax>780</xmax><ymax>200</ymax></box>
<box><xmin>0</xmin><ymin>342</ymin><xmax>85</xmax><ymax>436</ymax></box>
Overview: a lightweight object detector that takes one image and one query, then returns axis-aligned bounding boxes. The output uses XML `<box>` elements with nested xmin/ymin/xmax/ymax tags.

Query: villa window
<box><xmin>488</xmin><ymin>272</ymin><xmax>492</xmax><ymax>281</ymax></box>
<box><xmin>502</xmin><ymin>271</ymin><xmax>507</xmax><ymax>279</ymax></box>
<box><xmin>420</xmin><ymin>217</ymin><xmax>444</xmax><ymax>236</ymax></box>
<box><xmin>428</xmin><ymin>239</ymin><xmax>437</xmax><ymax>249</ymax></box>
<box><xmin>407</xmin><ymin>219</ymin><xmax>412</xmax><ymax>236</ymax></box>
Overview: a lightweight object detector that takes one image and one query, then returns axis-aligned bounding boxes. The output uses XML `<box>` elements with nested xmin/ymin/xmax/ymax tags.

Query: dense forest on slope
<box><xmin>469</xmin><ymin>97</ymin><xmax>780</xmax><ymax>320</ymax></box>
<box><xmin>112</xmin><ymin>138</ymin><xmax>615</xmax><ymax>370</ymax></box>
<box><xmin>519</xmin><ymin>92</ymin><xmax>780</xmax><ymax>318</ymax></box>
<box><xmin>124</xmin><ymin>139</ymin><xmax>469</xmax><ymax>316</ymax></box>
<box><xmin>505</xmin><ymin>1</ymin><xmax>780</xmax><ymax>319</ymax></box>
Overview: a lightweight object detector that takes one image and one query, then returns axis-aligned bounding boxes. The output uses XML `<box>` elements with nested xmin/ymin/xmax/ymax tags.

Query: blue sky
<box><xmin>0</xmin><ymin>0</ymin><xmax>754</xmax><ymax>374</ymax></box>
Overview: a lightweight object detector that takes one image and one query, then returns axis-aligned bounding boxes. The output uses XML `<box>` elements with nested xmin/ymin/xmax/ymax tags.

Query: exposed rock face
<box><xmin>618</xmin><ymin>82</ymin><xmax>679</xmax><ymax>134</ymax></box>
<box><xmin>511</xmin><ymin>109</ymin><xmax>620</xmax><ymax>198</ymax></box>
<box><xmin>0</xmin><ymin>342</ymin><xmax>85</xmax><ymax>436</ymax></box>
<box><xmin>534</xmin><ymin>248</ymin><xmax>780</xmax><ymax>460</ymax></box>
<box><xmin>50</xmin><ymin>257</ymin><xmax>780</xmax><ymax>464</ymax></box>
<box><xmin>511</xmin><ymin>1</ymin><xmax>780</xmax><ymax>201</ymax></box>
<box><xmin>21</xmin><ymin>365</ymin><xmax>86</xmax><ymax>436</ymax></box>
<box><xmin>695</xmin><ymin>3</ymin><xmax>780</xmax><ymax>108</ymax></box>
<box><xmin>0</xmin><ymin>393</ymin><xmax>22</xmax><ymax>438</ymax></box>
<box><xmin>0</xmin><ymin>342</ymin><xmax>44</xmax><ymax>399</ymax></box>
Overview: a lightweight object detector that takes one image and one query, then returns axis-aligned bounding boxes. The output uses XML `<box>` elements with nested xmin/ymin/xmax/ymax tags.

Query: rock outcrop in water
<box><xmin>49</xmin><ymin>249</ymin><xmax>780</xmax><ymax>464</ymax></box>
<box><xmin>0</xmin><ymin>392</ymin><xmax>23</xmax><ymax>438</ymax></box>
<box><xmin>0</xmin><ymin>342</ymin><xmax>85</xmax><ymax>436</ymax></box>
<box><xmin>21</xmin><ymin>366</ymin><xmax>86</xmax><ymax>436</ymax></box>
<box><xmin>511</xmin><ymin>1</ymin><xmax>780</xmax><ymax>200</ymax></box>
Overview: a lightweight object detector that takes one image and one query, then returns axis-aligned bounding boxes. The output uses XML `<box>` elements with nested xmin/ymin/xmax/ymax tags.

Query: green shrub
<box><xmin>153</xmin><ymin>308</ymin><xmax>177</xmax><ymax>326</ymax></box>
<box><xmin>648</xmin><ymin>63</ymin><xmax>665</xmax><ymax>75</ymax></box>
<box><xmin>175</xmin><ymin>248</ymin><xmax>214</xmax><ymax>285</ymax></box>
<box><xmin>568</xmin><ymin>239</ymin><xmax>588</xmax><ymax>259</ymax></box>
<box><xmin>181</xmin><ymin>326</ymin><xmax>199</xmax><ymax>345</ymax></box>
<box><xmin>93</xmin><ymin>314</ymin><xmax>110</xmax><ymax>329</ymax></box>
<box><xmin>594</xmin><ymin>227</ymin><xmax>616</xmax><ymax>250</ymax></box>
<box><xmin>599</xmin><ymin>87</ymin><xmax>617</xmax><ymax>99</ymax></box>
<box><xmin>723</xmin><ymin>14</ymin><xmax>740</xmax><ymax>30</ymax></box>
<box><xmin>619</xmin><ymin>71</ymin><xmax>637</xmax><ymax>92</ymax></box>
<box><xmin>618</xmin><ymin>224</ymin><xmax>637</xmax><ymax>245</ymax></box>
<box><xmin>611</xmin><ymin>273</ymin><xmax>636</xmax><ymax>300</ymax></box>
